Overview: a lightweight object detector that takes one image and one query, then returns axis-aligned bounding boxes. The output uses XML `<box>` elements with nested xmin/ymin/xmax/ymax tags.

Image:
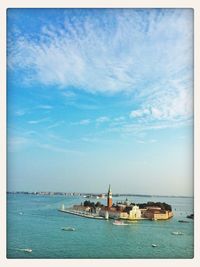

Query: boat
<box><xmin>23</xmin><ymin>248</ymin><xmax>32</xmax><ymax>253</ymax></box>
<box><xmin>152</xmin><ymin>244</ymin><xmax>157</xmax><ymax>247</ymax></box>
<box><xmin>171</xmin><ymin>231</ymin><xmax>184</xmax><ymax>235</ymax></box>
<box><xmin>113</xmin><ymin>220</ymin><xmax>129</xmax><ymax>226</ymax></box>
<box><xmin>18</xmin><ymin>248</ymin><xmax>32</xmax><ymax>253</ymax></box>
<box><xmin>178</xmin><ymin>220</ymin><xmax>190</xmax><ymax>223</ymax></box>
<box><xmin>186</xmin><ymin>214</ymin><xmax>194</xmax><ymax>219</ymax></box>
<box><xmin>61</xmin><ymin>227</ymin><xmax>75</xmax><ymax>231</ymax></box>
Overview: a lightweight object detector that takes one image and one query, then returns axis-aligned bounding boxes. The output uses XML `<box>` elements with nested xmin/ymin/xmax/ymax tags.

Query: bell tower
<box><xmin>107</xmin><ymin>184</ymin><xmax>112</xmax><ymax>208</ymax></box>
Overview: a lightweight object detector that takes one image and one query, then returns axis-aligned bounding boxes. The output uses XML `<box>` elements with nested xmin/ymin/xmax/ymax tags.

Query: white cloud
<box><xmin>129</xmin><ymin>78</ymin><xmax>193</xmax><ymax>126</ymax></box>
<box><xmin>114</xmin><ymin>116</ymin><xmax>125</xmax><ymax>121</ymax></box>
<box><xmin>28</xmin><ymin>120</ymin><xmax>41</xmax><ymax>124</ymax></box>
<box><xmin>47</xmin><ymin>121</ymin><xmax>64</xmax><ymax>129</ymax></box>
<box><xmin>106</xmin><ymin>116</ymin><xmax>193</xmax><ymax>138</ymax></box>
<box><xmin>151</xmin><ymin>108</ymin><xmax>162</xmax><ymax>119</ymax></box>
<box><xmin>38</xmin><ymin>105</ymin><xmax>53</xmax><ymax>110</ymax></box>
<box><xmin>62</xmin><ymin>91</ymin><xmax>76</xmax><ymax>98</ymax></box>
<box><xmin>28</xmin><ymin>117</ymin><xmax>49</xmax><ymax>124</ymax></box>
<box><xmin>130</xmin><ymin>107</ymin><xmax>163</xmax><ymax>120</ymax></box>
<box><xmin>79</xmin><ymin>119</ymin><xmax>90</xmax><ymax>125</ymax></box>
<box><xmin>96</xmin><ymin>116</ymin><xmax>110</xmax><ymax>123</ymax></box>
<box><xmin>8</xmin><ymin>9</ymin><xmax>193</xmax><ymax>130</ymax></box>
<box><xmin>15</xmin><ymin>110</ymin><xmax>26</xmax><ymax>116</ymax></box>
<box><xmin>130</xmin><ymin>109</ymin><xmax>150</xmax><ymax>118</ymax></box>
<box><xmin>66</xmin><ymin>102</ymin><xmax>98</xmax><ymax>110</ymax></box>
<box><xmin>8</xmin><ymin>9</ymin><xmax>193</xmax><ymax>94</ymax></box>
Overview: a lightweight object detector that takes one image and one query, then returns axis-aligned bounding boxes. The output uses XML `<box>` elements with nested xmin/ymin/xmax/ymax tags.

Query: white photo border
<box><xmin>1</xmin><ymin>1</ymin><xmax>200</xmax><ymax>267</ymax></box>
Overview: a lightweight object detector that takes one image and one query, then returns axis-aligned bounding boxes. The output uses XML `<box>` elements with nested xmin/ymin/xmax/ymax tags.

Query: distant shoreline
<box><xmin>6</xmin><ymin>191</ymin><xmax>193</xmax><ymax>198</ymax></box>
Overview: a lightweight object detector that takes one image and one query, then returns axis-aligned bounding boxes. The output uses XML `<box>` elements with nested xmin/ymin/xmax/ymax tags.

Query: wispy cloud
<box><xmin>105</xmin><ymin>117</ymin><xmax>193</xmax><ymax>138</ymax></box>
<box><xmin>96</xmin><ymin>116</ymin><xmax>110</xmax><ymax>124</ymax></box>
<box><xmin>28</xmin><ymin>117</ymin><xmax>49</xmax><ymax>124</ymax></box>
<box><xmin>37</xmin><ymin>105</ymin><xmax>53</xmax><ymax>110</ymax></box>
<box><xmin>73</xmin><ymin>116</ymin><xmax>110</xmax><ymax>127</ymax></box>
<box><xmin>47</xmin><ymin>121</ymin><xmax>64</xmax><ymax>129</ymax></box>
<box><xmin>78</xmin><ymin>119</ymin><xmax>90</xmax><ymax>125</ymax></box>
<box><xmin>136</xmin><ymin>139</ymin><xmax>157</xmax><ymax>144</ymax></box>
<box><xmin>114</xmin><ymin>116</ymin><xmax>125</xmax><ymax>122</ymax></box>
<box><xmin>15</xmin><ymin>110</ymin><xmax>26</xmax><ymax>116</ymax></box>
<box><xmin>130</xmin><ymin>109</ymin><xmax>150</xmax><ymax>118</ymax></box>
<box><xmin>47</xmin><ymin>133</ymin><xmax>70</xmax><ymax>144</ymax></box>
<box><xmin>129</xmin><ymin>79</ymin><xmax>193</xmax><ymax>126</ymax></box>
<box><xmin>8</xmin><ymin>132</ymin><xmax>81</xmax><ymax>155</ymax></box>
<box><xmin>62</xmin><ymin>91</ymin><xmax>76</xmax><ymax>98</ymax></box>
<box><xmin>66</xmin><ymin>102</ymin><xmax>98</xmax><ymax>110</ymax></box>
<box><xmin>8</xmin><ymin>9</ymin><xmax>193</xmax><ymax>92</ymax></box>
<box><xmin>8</xmin><ymin>9</ymin><xmax>193</xmax><ymax>131</ymax></box>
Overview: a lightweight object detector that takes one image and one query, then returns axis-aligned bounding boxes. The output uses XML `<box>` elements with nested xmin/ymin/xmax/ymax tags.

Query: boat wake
<box><xmin>171</xmin><ymin>231</ymin><xmax>184</xmax><ymax>235</ymax></box>
<box><xmin>112</xmin><ymin>220</ymin><xmax>129</xmax><ymax>226</ymax></box>
<box><xmin>61</xmin><ymin>227</ymin><xmax>75</xmax><ymax>231</ymax></box>
<box><xmin>16</xmin><ymin>248</ymin><xmax>32</xmax><ymax>253</ymax></box>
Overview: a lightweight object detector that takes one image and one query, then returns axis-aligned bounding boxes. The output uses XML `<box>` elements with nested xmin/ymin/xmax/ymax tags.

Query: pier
<box><xmin>58</xmin><ymin>208</ymin><xmax>105</xmax><ymax>220</ymax></box>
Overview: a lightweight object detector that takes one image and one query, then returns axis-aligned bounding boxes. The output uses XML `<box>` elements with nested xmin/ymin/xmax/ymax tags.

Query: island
<box><xmin>58</xmin><ymin>185</ymin><xmax>173</xmax><ymax>221</ymax></box>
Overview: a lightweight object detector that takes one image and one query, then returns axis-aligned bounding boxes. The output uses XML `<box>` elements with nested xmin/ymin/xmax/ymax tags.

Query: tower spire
<box><xmin>107</xmin><ymin>184</ymin><xmax>112</xmax><ymax>208</ymax></box>
<box><xmin>108</xmin><ymin>184</ymin><xmax>111</xmax><ymax>192</ymax></box>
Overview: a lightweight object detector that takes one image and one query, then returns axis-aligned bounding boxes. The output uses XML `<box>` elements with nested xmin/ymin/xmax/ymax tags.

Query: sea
<box><xmin>7</xmin><ymin>194</ymin><xmax>194</xmax><ymax>259</ymax></box>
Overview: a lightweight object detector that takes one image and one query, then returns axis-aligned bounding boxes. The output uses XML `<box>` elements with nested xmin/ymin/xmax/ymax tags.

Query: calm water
<box><xmin>7</xmin><ymin>194</ymin><xmax>194</xmax><ymax>259</ymax></box>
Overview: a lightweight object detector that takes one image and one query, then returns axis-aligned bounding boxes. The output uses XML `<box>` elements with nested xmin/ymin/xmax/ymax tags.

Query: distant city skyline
<box><xmin>7</xmin><ymin>9</ymin><xmax>193</xmax><ymax>196</ymax></box>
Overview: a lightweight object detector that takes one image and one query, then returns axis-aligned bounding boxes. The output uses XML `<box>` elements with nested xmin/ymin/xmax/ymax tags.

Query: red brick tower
<box><xmin>107</xmin><ymin>184</ymin><xmax>112</xmax><ymax>208</ymax></box>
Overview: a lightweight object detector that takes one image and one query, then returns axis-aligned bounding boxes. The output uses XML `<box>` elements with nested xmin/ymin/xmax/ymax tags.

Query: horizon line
<box><xmin>6</xmin><ymin>191</ymin><xmax>193</xmax><ymax>198</ymax></box>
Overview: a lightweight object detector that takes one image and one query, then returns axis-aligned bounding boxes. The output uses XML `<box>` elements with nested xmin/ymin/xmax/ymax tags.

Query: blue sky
<box><xmin>7</xmin><ymin>9</ymin><xmax>193</xmax><ymax>196</ymax></box>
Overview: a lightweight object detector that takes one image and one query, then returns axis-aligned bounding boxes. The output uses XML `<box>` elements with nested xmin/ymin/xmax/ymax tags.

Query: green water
<box><xmin>7</xmin><ymin>194</ymin><xmax>194</xmax><ymax>258</ymax></box>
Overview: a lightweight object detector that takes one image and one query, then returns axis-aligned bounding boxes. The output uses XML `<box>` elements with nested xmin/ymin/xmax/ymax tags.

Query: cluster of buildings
<box><xmin>72</xmin><ymin>185</ymin><xmax>173</xmax><ymax>221</ymax></box>
<box><xmin>8</xmin><ymin>191</ymin><xmax>84</xmax><ymax>196</ymax></box>
<box><xmin>83</xmin><ymin>194</ymin><xmax>106</xmax><ymax>199</ymax></box>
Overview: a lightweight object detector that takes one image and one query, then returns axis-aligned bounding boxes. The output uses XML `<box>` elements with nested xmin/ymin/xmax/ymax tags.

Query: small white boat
<box><xmin>61</xmin><ymin>227</ymin><xmax>75</xmax><ymax>231</ymax></box>
<box><xmin>113</xmin><ymin>220</ymin><xmax>129</xmax><ymax>226</ymax></box>
<box><xmin>171</xmin><ymin>231</ymin><xmax>184</xmax><ymax>235</ymax></box>
<box><xmin>24</xmin><ymin>248</ymin><xmax>32</xmax><ymax>253</ymax></box>
<box><xmin>152</xmin><ymin>244</ymin><xmax>157</xmax><ymax>247</ymax></box>
<box><xmin>18</xmin><ymin>248</ymin><xmax>32</xmax><ymax>253</ymax></box>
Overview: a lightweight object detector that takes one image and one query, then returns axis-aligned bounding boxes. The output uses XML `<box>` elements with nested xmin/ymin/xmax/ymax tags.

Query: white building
<box><xmin>129</xmin><ymin>205</ymin><xmax>141</xmax><ymax>219</ymax></box>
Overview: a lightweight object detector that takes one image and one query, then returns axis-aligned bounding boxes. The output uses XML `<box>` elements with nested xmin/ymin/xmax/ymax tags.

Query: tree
<box><xmin>95</xmin><ymin>201</ymin><xmax>102</xmax><ymax>207</ymax></box>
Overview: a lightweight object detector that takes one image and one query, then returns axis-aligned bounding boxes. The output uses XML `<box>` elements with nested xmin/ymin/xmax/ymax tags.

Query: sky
<box><xmin>7</xmin><ymin>8</ymin><xmax>194</xmax><ymax>196</ymax></box>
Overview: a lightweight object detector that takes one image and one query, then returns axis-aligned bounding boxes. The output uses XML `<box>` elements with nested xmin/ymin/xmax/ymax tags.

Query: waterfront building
<box><xmin>107</xmin><ymin>184</ymin><xmax>112</xmax><ymax>208</ymax></box>
<box><xmin>129</xmin><ymin>205</ymin><xmax>141</xmax><ymax>219</ymax></box>
<box><xmin>119</xmin><ymin>205</ymin><xmax>141</xmax><ymax>220</ymax></box>
<box><xmin>143</xmin><ymin>207</ymin><xmax>173</xmax><ymax>220</ymax></box>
